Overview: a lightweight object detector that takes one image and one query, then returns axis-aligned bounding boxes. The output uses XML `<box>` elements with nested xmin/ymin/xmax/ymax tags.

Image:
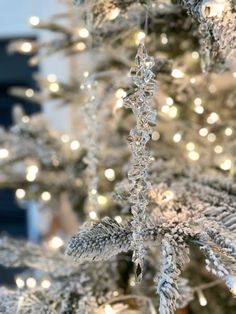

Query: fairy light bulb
<box><xmin>47</xmin><ymin>74</ymin><xmax>57</xmax><ymax>83</ymax></box>
<box><xmin>76</xmin><ymin>42</ymin><xmax>86</xmax><ymax>51</ymax></box>
<box><xmin>171</xmin><ymin>69</ymin><xmax>184</xmax><ymax>79</ymax></box>
<box><xmin>104</xmin><ymin>168</ymin><xmax>116</xmax><ymax>181</ymax></box>
<box><xmin>233</xmin><ymin>72</ymin><xmax>236</xmax><ymax>78</ymax></box>
<box><xmin>49</xmin><ymin>82</ymin><xmax>60</xmax><ymax>93</ymax></box>
<box><xmin>168</xmin><ymin>106</ymin><xmax>178</xmax><ymax>118</ymax></box>
<box><xmin>29</xmin><ymin>16</ymin><xmax>40</xmax><ymax>26</ymax></box>
<box><xmin>173</xmin><ymin>132</ymin><xmax>182</xmax><ymax>143</ymax></box>
<box><xmin>26</xmin><ymin>165</ymin><xmax>38</xmax><ymax>182</ymax></box>
<box><xmin>97</xmin><ymin>195</ymin><xmax>108</xmax><ymax>207</ymax></box>
<box><xmin>25</xmin><ymin>89</ymin><xmax>34</xmax><ymax>98</ymax></box>
<box><xmin>78</xmin><ymin>28</ymin><xmax>89</xmax><ymax>38</ymax></box>
<box><xmin>160</xmin><ymin>33</ymin><xmax>168</xmax><ymax>45</ymax></box>
<box><xmin>225</xmin><ymin>127</ymin><xmax>233</xmax><ymax>136</ymax></box>
<box><xmin>15</xmin><ymin>277</ymin><xmax>25</xmax><ymax>289</ymax></box>
<box><xmin>152</xmin><ymin>131</ymin><xmax>160</xmax><ymax>141</ymax></box>
<box><xmin>166</xmin><ymin>97</ymin><xmax>174</xmax><ymax>106</ymax></box>
<box><xmin>161</xmin><ymin>105</ymin><xmax>169</xmax><ymax>114</ymax></box>
<box><xmin>104</xmin><ymin>304</ymin><xmax>114</xmax><ymax>314</ymax></box>
<box><xmin>194</xmin><ymin>97</ymin><xmax>202</xmax><ymax>106</ymax></box>
<box><xmin>70</xmin><ymin>140</ymin><xmax>80</xmax><ymax>151</ymax></box>
<box><xmin>48</xmin><ymin>236</ymin><xmax>64</xmax><ymax>249</ymax></box>
<box><xmin>135</xmin><ymin>31</ymin><xmax>145</xmax><ymax>45</ymax></box>
<box><xmin>41</xmin><ymin>191</ymin><xmax>51</xmax><ymax>202</ymax></box>
<box><xmin>115</xmin><ymin>89</ymin><xmax>127</xmax><ymax>99</ymax></box>
<box><xmin>192</xmin><ymin>51</ymin><xmax>199</xmax><ymax>59</ymax></box>
<box><xmin>214</xmin><ymin>145</ymin><xmax>223</xmax><ymax>154</ymax></box>
<box><xmin>220</xmin><ymin>159</ymin><xmax>232</xmax><ymax>171</ymax></box>
<box><xmin>26</xmin><ymin>277</ymin><xmax>36</xmax><ymax>289</ymax></box>
<box><xmin>20</xmin><ymin>42</ymin><xmax>32</xmax><ymax>53</ymax></box>
<box><xmin>15</xmin><ymin>189</ymin><xmax>26</xmax><ymax>199</ymax></box>
<box><xmin>41</xmin><ymin>279</ymin><xmax>51</xmax><ymax>289</ymax></box>
<box><xmin>186</xmin><ymin>142</ymin><xmax>195</xmax><ymax>151</ymax></box>
<box><xmin>114</xmin><ymin>216</ymin><xmax>122</xmax><ymax>223</ymax></box>
<box><xmin>207</xmin><ymin>133</ymin><xmax>216</xmax><ymax>142</ymax></box>
<box><xmin>198</xmin><ymin>290</ymin><xmax>207</xmax><ymax>306</ymax></box>
<box><xmin>207</xmin><ymin>112</ymin><xmax>219</xmax><ymax>124</ymax></box>
<box><xmin>194</xmin><ymin>105</ymin><xmax>204</xmax><ymax>114</ymax></box>
<box><xmin>188</xmin><ymin>151</ymin><xmax>200</xmax><ymax>161</ymax></box>
<box><xmin>89</xmin><ymin>211</ymin><xmax>97</xmax><ymax>220</ymax></box>
<box><xmin>199</xmin><ymin>128</ymin><xmax>208</xmax><ymax>137</ymax></box>
<box><xmin>108</xmin><ymin>7</ymin><xmax>120</xmax><ymax>20</ymax></box>
<box><xmin>0</xmin><ymin>148</ymin><xmax>9</xmax><ymax>159</ymax></box>
<box><xmin>22</xmin><ymin>116</ymin><xmax>30</xmax><ymax>123</ymax></box>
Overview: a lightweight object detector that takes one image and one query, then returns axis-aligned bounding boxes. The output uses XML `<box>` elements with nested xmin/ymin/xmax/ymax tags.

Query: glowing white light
<box><xmin>49</xmin><ymin>82</ymin><xmax>60</xmax><ymax>93</ymax></box>
<box><xmin>188</xmin><ymin>151</ymin><xmax>200</xmax><ymax>161</ymax></box>
<box><xmin>152</xmin><ymin>131</ymin><xmax>160</xmax><ymax>141</ymax></box>
<box><xmin>41</xmin><ymin>279</ymin><xmax>51</xmax><ymax>289</ymax></box>
<box><xmin>41</xmin><ymin>191</ymin><xmax>51</xmax><ymax>202</ymax></box>
<box><xmin>161</xmin><ymin>33</ymin><xmax>168</xmax><ymax>45</ymax></box>
<box><xmin>113</xmin><ymin>290</ymin><xmax>119</xmax><ymax>296</ymax></box>
<box><xmin>91</xmin><ymin>189</ymin><xmax>97</xmax><ymax>195</ymax></box>
<box><xmin>76</xmin><ymin>42</ymin><xmax>86</xmax><ymax>51</ymax></box>
<box><xmin>70</xmin><ymin>140</ymin><xmax>80</xmax><ymax>151</ymax></box>
<box><xmin>129</xmin><ymin>276</ymin><xmax>136</xmax><ymax>287</ymax></box>
<box><xmin>48</xmin><ymin>236</ymin><xmax>64</xmax><ymax>249</ymax></box>
<box><xmin>97</xmin><ymin>195</ymin><xmax>108</xmax><ymax>206</ymax></box>
<box><xmin>104</xmin><ymin>168</ymin><xmax>116</xmax><ymax>181</ymax></box>
<box><xmin>199</xmin><ymin>128</ymin><xmax>208</xmax><ymax>137</ymax></box>
<box><xmin>207</xmin><ymin>112</ymin><xmax>219</xmax><ymax>124</ymax></box>
<box><xmin>25</xmin><ymin>88</ymin><xmax>34</xmax><ymax>98</ymax></box>
<box><xmin>78</xmin><ymin>28</ymin><xmax>89</xmax><ymax>38</ymax></box>
<box><xmin>135</xmin><ymin>31</ymin><xmax>145</xmax><ymax>45</ymax></box>
<box><xmin>214</xmin><ymin>145</ymin><xmax>223</xmax><ymax>154</ymax></box>
<box><xmin>20</xmin><ymin>42</ymin><xmax>32</xmax><ymax>53</ymax></box>
<box><xmin>161</xmin><ymin>105</ymin><xmax>169</xmax><ymax>113</ymax></box>
<box><xmin>168</xmin><ymin>106</ymin><xmax>178</xmax><ymax>118</ymax></box>
<box><xmin>89</xmin><ymin>211</ymin><xmax>97</xmax><ymax>220</ymax></box>
<box><xmin>115</xmin><ymin>88</ymin><xmax>127</xmax><ymax>99</ymax></box>
<box><xmin>47</xmin><ymin>74</ymin><xmax>57</xmax><ymax>83</ymax></box>
<box><xmin>186</xmin><ymin>142</ymin><xmax>195</xmax><ymax>151</ymax></box>
<box><xmin>114</xmin><ymin>216</ymin><xmax>122</xmax><ymax>223</ymax></box>
<box><xmin>29</xmin><ymin>16</ymin><xmax>40</xmax><ymax>26</ymax></box>
<box><xmin>22</xmin><ymin>116</ymin><xmax>30</xmax><ymax>123</ymax></box>
<box><xmin>16</xmin><ymin>277</ymin><xmax>25</xmax><ymax>289</ymax></box>
<box><xmin>104</xmin><ymin>304</ymin><xmax>114</xmax><ymax>314</ymax></box>
<box><xmin>108</xmin><ymin>7</ymin><xmax>120</xmax><ymax>20</ymax></box>
<box><xmin>26</xmin><ymin>165</ymin><xmax>39</xmax><ymax>183</ymax></box>
<box><xmin>26</xmin><ymin>277</ymin><xmax>36</xmax><ymax>289</ymax></box>
<box><xmin>166</xmin><ymin>97</ymin><xmax>174</xmax><ymax>106</ymax></box>
<box><xmin>15</xmin><ymin>189</ymin><xmax>26</xmax><ymax>199</ymax></box>
<box><xmin>115</xmin><ymin>98</ymin><xmax>124</xmax><ymax>108</ymax></box>
<box><xmin>233</xmin><ymin>72</ymin><xmax>236</xmax><ymax>78</ymax></box>
<box><xmin>194</xmin><ymin>105</ymin><xmax>204</xmax><ymax>114</ymax></box>
<box><xmin>194</xmin><ymin>97</ymin><xmax>202</xmax><ymax>106</ymax></box>
<box><xmin>173</xmin><ymin>132</ymin><xmax>182</xmax><ymax>143</ymax></box>
<box><xmin>171</xmin><ymin>69</ymin><xmax>184</xmax><ymax>79</ymax></box>
<box><xmin>61</xmin><ymin>134</ymin><xmax>70</xmax><ymax>143</ymax></box>
<box><xmin>83</xmin><ymin>71</ymin><xmax>89</xmax><ymax>78</ymax></box>
<box><xmin>198</xmin><ymin>290</ymin><xmax>207</xmax><ymax>307</ymax></box>
<box><xmin>192</xmin><ymin>51</ymin><xmax>199</xmax><ymax>59</ymax></box>
<box><xmin>220</xmin><ymin>159</ymin><xmax>232</xmax><ymax>171</ymax></box>
<box><xmin>0</xmin><ymin>148</ymin><xmax>9</xmax><ymax>159</ymax></box>
<box><xmin>190</xmin><ymin>77</ymin><xmax>196</xmax><ymax>84</ymax></box>
<box><xmin>207</xmin><ymin>133</ymin><xmax>216</xmax><ymax>142</ymax></box>
<box><xmin>225</xmin><ymin>127</ymin><xmax>233</xmax><ymax>136</ymax></box>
